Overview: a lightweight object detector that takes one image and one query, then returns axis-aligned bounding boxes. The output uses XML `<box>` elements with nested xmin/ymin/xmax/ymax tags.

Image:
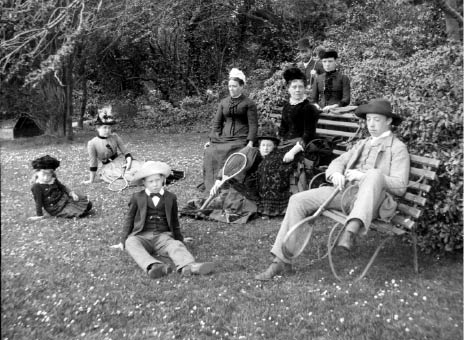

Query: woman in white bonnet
<box><xmin>202</xmin><ymin>68</ymin><xmax>258</xmax><ymax>192</ymax></box>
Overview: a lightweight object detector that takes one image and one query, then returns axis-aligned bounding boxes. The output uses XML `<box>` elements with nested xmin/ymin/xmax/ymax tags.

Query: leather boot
<box><xmin>337</xmin><ymin>219</ymin><xmax>361</xmax><ymax>251</ymax></box>
<box><xmin>337</xmin><ymin>230</ymin><xmax>355</xmax><ymax>251</ymax></box>
<box><xmin>181</xmin><ymin>262</ymin><xmax>215</xmax><ymax>276</ymax></box>
<box><xmin>147</xmin><ymin>263</ymin><xmax>173</xmax><ymax>279</ymax></box>
<box><xmin>255</xmin><ymin>259</ymin><xmax>292</xmax><ymax>281</ymax></box>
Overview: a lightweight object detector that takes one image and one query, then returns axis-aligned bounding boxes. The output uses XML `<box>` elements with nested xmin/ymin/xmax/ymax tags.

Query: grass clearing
<box><xmin>1</xmin><ymin>129</ymin><xmax>462</xmax><ymax>340</ymax></box>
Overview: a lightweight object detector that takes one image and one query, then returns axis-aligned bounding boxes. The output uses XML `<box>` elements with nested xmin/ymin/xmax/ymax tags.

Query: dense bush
<box><xmin>247</xmin><ymin>1</ymin><xmax>463</xmax><ymax>252</ymax></box>
<box><xmin>326</xmin><ymin>1</ymin><xmax>462</xmax><ymax>252</ymax></box>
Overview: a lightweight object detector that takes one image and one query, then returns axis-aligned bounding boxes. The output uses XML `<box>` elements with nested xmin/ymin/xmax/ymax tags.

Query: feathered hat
<box><xmin>229</xmin><ymin>68</ymin><xmax>246</xmax><ymax>85</ymax></box>
<box><xmin>257</xmin><ymin>120</ymin><xmax>280</xmax><ymax>145</ymax></box>
<box><xmin>31</xmin><ymin>155</ymin><xmax>60</xmax><ymax>170</ymax></box>
<box><xmin>95</xmin><ymin>105</ymin><xmax>117</xmax><ymax>126</ymax></box>
<box><xmin>283</xmin><ymin>67</ymin><xmax>307</xmax><ymax>85</ymax></box>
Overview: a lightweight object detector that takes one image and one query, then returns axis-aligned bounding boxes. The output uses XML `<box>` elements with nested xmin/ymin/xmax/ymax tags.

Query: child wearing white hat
<box><xmin>117</xmin><ymin>161</ymin><xmax>214</xmax><ymax>279</ymax></box>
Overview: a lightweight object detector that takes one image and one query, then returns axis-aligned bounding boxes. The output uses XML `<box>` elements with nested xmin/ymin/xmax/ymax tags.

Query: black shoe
<box><xmin>337</xmin><ymin>230</ymin><xmax>355</xmax><ymax>251</ymax></box>
<box><xmin>147</xmin><ymin>263</ymin><xmax>172</xmax><ymax>279</ymax></box>
<box><xmin>255</xmin><ymin>260</ymin><xmax>293</xmax><ymax>281</ymax></box>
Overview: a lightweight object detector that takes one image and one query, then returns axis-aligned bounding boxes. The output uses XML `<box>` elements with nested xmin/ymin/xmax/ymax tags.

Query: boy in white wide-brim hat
<box><xmin>116</xmin><ymin>161</ymin><xmax>214</xmax><ymax>279</ymax></box>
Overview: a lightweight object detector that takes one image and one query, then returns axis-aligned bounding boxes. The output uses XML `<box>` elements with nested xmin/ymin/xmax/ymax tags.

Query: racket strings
<box><xmin>222</xmin><ymin>154</ymin><xmax>246</xmax><ymax>177</ymax></box>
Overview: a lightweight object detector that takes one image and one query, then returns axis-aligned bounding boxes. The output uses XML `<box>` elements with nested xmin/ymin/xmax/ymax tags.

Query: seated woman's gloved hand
<box><xmin>210</xmin><ymin>179</ymin><xmax>222</xmax><ymax>196</ymax></box>
<box><xmin>283</xmin><ymin>142</ymin><xmax>304</xmax><ymax>163</ymax></box>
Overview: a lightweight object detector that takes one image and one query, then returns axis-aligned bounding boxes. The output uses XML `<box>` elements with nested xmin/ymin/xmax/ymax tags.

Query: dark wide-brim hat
<box><xmin>257</xmin><ymin>134</ymin><xmax>280</xmax><ymax>145</ymax></box>
<box><xmin>257</xmin><ymin>121</ymin><xmax>280</xmax><ymax>145</ymax></box>
<box><xmin>355</xmin><ymin>99</ymin><xmax>403</xmax><ymax>126</ymax></box>
<box><xmin>297</xmin><ymin>38</ymin><xmax>312</xmax><ymax>51</ymax></box>
<box><xmin>32</xmin><ymin>155</ymin><xmax>60</xmax><ymax>170</ymax></box>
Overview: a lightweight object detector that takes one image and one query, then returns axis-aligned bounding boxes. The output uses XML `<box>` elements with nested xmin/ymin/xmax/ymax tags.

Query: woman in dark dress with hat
<box><xmin>277</xmin><ymin>67</ymin><xmax>320</xmax><ymax>193</ymax></box>
<box><xmin>279</xmin><ymin>67</ymin><xmax>320</xmax><ymax>161</ymax></box>
<box><xmin>203</xmin><ymin>68</ymin><xmax>258</xmax><ymax>192</ymax></box>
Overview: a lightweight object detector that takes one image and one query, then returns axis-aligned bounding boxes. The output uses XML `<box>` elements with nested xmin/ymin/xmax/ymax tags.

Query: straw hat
<box><xmin>131</xmin><ymin>161</ymin><xmax>171</xmax><ymax>181</ymax></box>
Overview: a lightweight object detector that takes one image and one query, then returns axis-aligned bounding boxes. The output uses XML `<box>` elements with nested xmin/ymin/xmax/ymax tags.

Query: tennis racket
<box><xmin>108</xmin><ymin>165</ymin><xmax>129</xmax><ymax>192</ymax></box>
<box><xmin>281</xmin><ymin>187</ymin><xmax>341</xmax><ymax>260</ymax></box>
<box><xmin>199</xmin><ymin>152</ymin><xmax>247</xmax><ymax>210</ymax></box>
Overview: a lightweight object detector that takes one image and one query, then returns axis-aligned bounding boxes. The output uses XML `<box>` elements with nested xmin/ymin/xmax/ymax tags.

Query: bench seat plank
<box><xmin>322</xmin><ymin>208</ymin><xmax>413</xmax><ymax>232</ymax></box>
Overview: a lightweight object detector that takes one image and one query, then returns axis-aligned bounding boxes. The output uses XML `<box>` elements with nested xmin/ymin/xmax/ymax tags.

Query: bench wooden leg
<box><xmin>327</xmin><ymin>222</ymin><xmax>393</xmax><ymax>282</ymax></box>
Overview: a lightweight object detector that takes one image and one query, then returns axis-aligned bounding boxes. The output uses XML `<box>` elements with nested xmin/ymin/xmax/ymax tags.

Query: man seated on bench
<box><xmin>255</xmin><ymin>98</ymin><xmax>410</xmax><ymax>281</ymax></box>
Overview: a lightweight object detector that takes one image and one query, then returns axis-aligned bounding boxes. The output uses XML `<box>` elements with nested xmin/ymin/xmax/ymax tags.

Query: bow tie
<box><xmin>149</xmin><ymin>193</ymin><xmax>162</xmax><ymax>198</ymax></box>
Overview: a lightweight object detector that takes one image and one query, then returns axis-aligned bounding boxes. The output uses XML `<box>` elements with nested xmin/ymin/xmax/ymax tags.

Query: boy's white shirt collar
<box><xmin>145</xmin><ymin>188</ymin><xmax>164</xmax><ymax>207</ymax></box>
<box><xmin>370</xmin><ymin>130</ymin><xmax>391</xmax><ymax>143</ymax></box>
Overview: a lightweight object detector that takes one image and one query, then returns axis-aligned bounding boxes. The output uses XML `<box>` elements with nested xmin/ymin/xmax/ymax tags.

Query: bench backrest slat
<box><xmin>397</xmin><ymin>202</ymin><xmax>422</xmax><ymax>219</ymax></box>
<box><xmin>410</xmin><ymin>167</ymin><xmax>438</xmax><ymax>181</ymax></box>
<box><xmin>410</xmin><ymin>154</ymin><xmax>441</xmax><ymax>168</ymax></box>
<box><xmin>390</xmin><ymin>213</ymin><xmax>416</xmax><ymax>230</ymax></box>
<box><xmin>403</xmin><ymin>192</ymin><xmax>427</xmax><ymax>206</ymax></box>
<box><xmin>407</xmin><ymin>181</ymin><xmax>431</xmax><ymax>193</ymax></box>
<box><xmin>317</xmin><ymin>119</ymin><xmax>360</xmax><ymax>128</ymax></box>
<box><xmin>316</xmin><ymin>128</ymin><xmax>357</xmax><ymax>138</ymax></box>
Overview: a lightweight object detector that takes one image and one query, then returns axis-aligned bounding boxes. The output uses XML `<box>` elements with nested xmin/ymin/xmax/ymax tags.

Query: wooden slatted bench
<box><xmin>269</xmin><ymin>106</ymin><xmax>440</xmax><ymax>281</ymax></box>
<box><xmin>319</xmin><ymin>154</ymin><xmax>441</xmax><ymax>281</ymax></box>
<box><xmin>268</xmin><ymin>106</ymin><xmax>362</xmax><ymax>156</ymax></box>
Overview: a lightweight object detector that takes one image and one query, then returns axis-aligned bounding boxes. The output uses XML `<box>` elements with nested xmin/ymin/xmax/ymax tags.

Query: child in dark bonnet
<box><xmin>29</xmin><ymin>155</ymin><xmax>93</xmax><ymax>220</ymax></box>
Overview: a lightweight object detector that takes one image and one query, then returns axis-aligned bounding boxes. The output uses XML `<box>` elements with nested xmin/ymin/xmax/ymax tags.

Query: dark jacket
<box><xmin>31</xmin><ymin>179</ymin><xmax>70</xmax><ymax>216</ymax></box>
<box><xmin>310</xmin><ymin>70</ymin><xmax>350</xmax><ymax>108</ymax></box>
<box><xmin>210</xmin><ymin>94</ymin><xmax>258</xmax><ymax>143</ymax></box>
<box><xmin>299</xmin><ymin>60</ymin><xmax>325</xmax><ymax>88</ymax></box>
<box><xmin>122</xmin><ymin>190</ymin><xmax>183</xmax><ymax>245</ymax></box>
<box><xmin>279</xmin><ymin>99</ymin><xmax>319</xmax><ymax>147</ymax></box>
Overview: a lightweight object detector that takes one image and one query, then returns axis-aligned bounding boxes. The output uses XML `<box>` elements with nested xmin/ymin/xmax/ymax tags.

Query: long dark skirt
<box><xmin>52</xmin><ymin>194</ymin><xmax>92</xmax><ymax>218</ymax></box>
<box><xmin>203</xmin><ymin>140</ymin><xmax>247</xmax><ymax>192</ymax></box>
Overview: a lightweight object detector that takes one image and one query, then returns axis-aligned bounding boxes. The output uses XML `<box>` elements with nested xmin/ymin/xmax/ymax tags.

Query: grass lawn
<box><xmin>1</xmin><ymin>129</ymin><xmax>462</xmax><ymax>340</ymax></box>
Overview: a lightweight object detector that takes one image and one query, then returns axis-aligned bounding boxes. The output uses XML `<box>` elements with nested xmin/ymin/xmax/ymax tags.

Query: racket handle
<box><xmin>199</xmin><ymin>195</ymin><xmax>215</xmax><ymax>210</ymax></box>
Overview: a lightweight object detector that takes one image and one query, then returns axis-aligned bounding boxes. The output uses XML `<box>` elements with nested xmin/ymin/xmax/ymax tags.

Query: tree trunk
<box><xmin>442</xmin><ymin>0</ymin><xmax>461</xmax><ymax>41</ymax></box>
<box><xmin>64</xmin><ymin>54</ymin><xmax>74</xmax><ymax>140</ymax></box>
<box><xmin>39</xmin><ymin>77</ymin><xmax>66</xmax><ymax>137</ymax></box>
<box><xmin>79</xmin><ymin>77</ymin><xmax>87</xmax><ymax>129</ymax></box>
